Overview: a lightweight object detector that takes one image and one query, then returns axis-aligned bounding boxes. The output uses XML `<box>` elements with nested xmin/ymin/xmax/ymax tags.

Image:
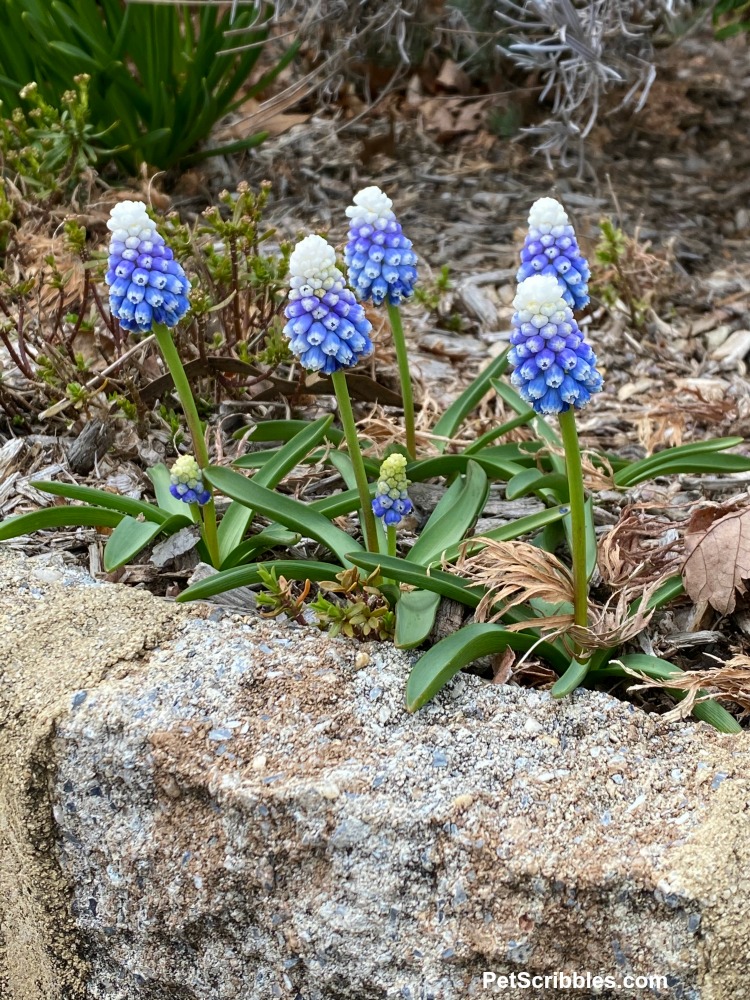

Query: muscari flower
<box><xmin>169</xmin><ymin>454</ymin><xmax>211</xmax><ymax>506</ymax></box>
<box><xmin>372</xmin><ymin>453</ymin><xmax>413</xmax><ymax>527</ymax></box>
<box><xmin>105</xmin><ymin>201</ymin><xmax>191</xmax><ymax>334</ymax></box>
<box><xmin>517</xmin><ymin>197</ymin><xmax>590</xmax><ymax>312</ymax></box>
<box><xmin>344</xmin><ymin>186</ymin><xmax>418</xmax><ymax>306</ymax></box>
<box><xmin>283</xmin><ymin>234</ymin><xmax>374</xmax><ymax>375</ymax></box>
<box><xmin>508</xmin><ymin>273</ymin><xmax>603</xmax><ymax>415</ymax></box>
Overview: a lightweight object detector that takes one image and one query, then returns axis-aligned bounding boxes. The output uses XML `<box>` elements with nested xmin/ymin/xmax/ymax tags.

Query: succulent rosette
<box><xmin>169</xmin><ymin>455</ymin><xmax>211</xmax><ymax>506</ymax></box>
<box><xmin>372</xmin><ymin>454</ymin><xmax>413</xmax><ymax>527</ymax></box>
<box><xmin>508</xmin><ymin>273</ymin><xmax>603</xmax><ymax>414</ymax></box>
<box><xmin>517</xmin><ymin>197</ymin><xmax>590</xmax><ymax>311</ymax></box>
<box><xmin>344</xmin><ymin>186</ymin><xmax>418</xmax><ymax>306</ymax></box>
<box><xmin>283</xmin><ymin>234</ymin><xmax>374</xmax><ymax>375</ymax></box>
<box><xmin>105</xmin><ymin>201</ymin><xmax>191</xmax><ymax>333</ymax></box>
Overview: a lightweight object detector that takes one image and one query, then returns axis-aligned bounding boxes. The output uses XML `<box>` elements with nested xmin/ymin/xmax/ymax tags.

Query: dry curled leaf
<box><xmin>620</xmin><ymin>654</ymin><xmax>750</xmax><ymax>720</ymax></box>
<box><xmin>682</xmin><ymin>503</ymin><xmax>750</xmax><ymax>615</ymax></box>
<box><xmin>450</xmin><ymin>538</ymin><xmax>574</xmax><ymax>628</ymax></box>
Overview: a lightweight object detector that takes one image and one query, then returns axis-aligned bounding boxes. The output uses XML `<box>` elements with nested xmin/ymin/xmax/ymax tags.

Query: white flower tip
<box><xmin>346</xmin><ymin>185</ymin><xmax>394</xmax><ymax>223</ymax></box>
<box><xmin>107</xmin><ymin>200</ymin><xmax>155</xmax><ymax>233</ymax></box>
<box><xmin>289</xmin><ymin>234</ymin><xmax>341</xmax><ymax>285</ymax></box>
<box><xmin>513</xmin><ymin>274</ymin><xmax>566</xmax><ymax>312</ymax></box>
<box><xmin>528</xmin><ymin>197</ymin><xmax>569</xmax><ymax>231</ymax></box>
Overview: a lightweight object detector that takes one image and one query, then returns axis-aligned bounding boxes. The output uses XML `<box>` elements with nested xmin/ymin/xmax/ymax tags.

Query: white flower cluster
<box><xmin>345</xmin><ymin>185</ymin><xmax>394</xmax><ymax>225</ymax></box>
<box><xmin>288</xmin><ymin>234</ymin><xmax>343</xmax><ymax>297</ymax></box>
<box><xmin>527</xmin><ymin>197</ymin><xmax>570</xmax><ymax>233</ymax></box>
<box><xmin>513</xmin><ymin>273</ymin><xmax>568</xmax><ymax>320</ymax></box>
<box><xmin>106</xmin><ymin>200</ymin><xmax>157</xmax><ymax>245</ymax></box>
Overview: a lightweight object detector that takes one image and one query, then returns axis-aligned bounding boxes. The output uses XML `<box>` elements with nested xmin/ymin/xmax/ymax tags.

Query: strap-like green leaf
<box><xmin>431</xmin><ymin>351</ymin><xmax>509</xmax><ymax>450</ymax></box>
<box><xmin>205</xmin><ymin>466</ymin><xmax>362</xmax><ymax>568</ymax></box>
<box><xmin>347</xmin><ymin>551</ymin><xmax>483</xmax><ymax>606</ymax></box>
<box><xmin>219</xmin><ymin>526</ymin><xmax>299</xmax><ymax>569</ymax></box>
<box><xmin>614</xmin><ymin>437</ymin><xmax>747</xmax><ymax>487</ymax></box>
<box><xmin>550</xmin><ymin>658</ymin><xmax>592</xmax><ymax>698</ymax></box>
<box><xmin>406</xmin><ymin>622</ymin><xmax>568</xmax><ymax>711</ymax></box>
<box><xmin>218</xmin><ymin>415</ymin><xmax>334</xmax><ymax>564</ymax></box>
<box><xmin>506</xmin><ymin>469</ymin><xmax>569</xmax><ymax>501</ymax></box>
<box><xmin>235</xmin><ymin>419</ymin><xmax>345</xmax><ymax>446</ymax></box>
<box><xmin>0</xmin><ymin>505</ymin><xmax>123</xmax><ymax>540</ymax></box>
<box><xmin>33</xmin><ymin>481</ymin><xmax>168</xmax><ymax>523</ymax></box>
<box><xmin>408</xmin><ymin>461</ymin><xmax>489</xmax><ymax>566</ymax></box>
<box><xmin>395</xmin><ymin>590</ymin><xmax>441</xmax><ymax>650</ymax></box>
<box><xmin>103</xmin><ymin>513</ymin><xmax>190</xmax><ymax>572</ymax></box>
<box><xmin>441</xmin><ymin>504</ymin><xmax>569</xmax><ymax>564</ymax></box>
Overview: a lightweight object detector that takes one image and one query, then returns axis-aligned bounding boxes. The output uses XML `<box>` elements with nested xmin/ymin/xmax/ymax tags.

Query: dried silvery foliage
<box><xmin>265</xmin><ymin>0</ymin><xmax>699</xmax><ymax>165</ymax></box>
<box><xmin>497</xmin><ymin>0</ymin><xmax>699</xmax><ymax>164</ymax></box>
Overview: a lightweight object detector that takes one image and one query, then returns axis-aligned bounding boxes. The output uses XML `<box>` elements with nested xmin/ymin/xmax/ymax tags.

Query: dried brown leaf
<box><xmin>451</xmin><ymin>538</ymin><xmax>574</xmax><ymax>626</ymax></box>
<box><xmin>682</xmin><ymin>503</ymin><xmax>750</xmax><ymax>615</ymax></box>
<box><xmin>598</xmin><ymin>503</ymin><xmax>683</xmax><ymax>592</ymax></box>
<box><xmin>620</xmin><ymin>654</ymin><xmax>750</xmax><ymax>720</ymax></box>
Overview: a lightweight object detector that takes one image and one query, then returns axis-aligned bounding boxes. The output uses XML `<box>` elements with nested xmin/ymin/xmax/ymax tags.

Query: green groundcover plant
<box><xmin>0</xmin><ymin>0</ymin><xmax>297</xmax><ymax>173</ymax></box>
<box><xmin>2</xmin><ymin>187</ymin><xmax>748</xmax><ymax>734</ymax></box>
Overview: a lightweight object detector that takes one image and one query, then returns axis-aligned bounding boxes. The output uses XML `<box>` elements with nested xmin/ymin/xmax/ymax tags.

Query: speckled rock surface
<box><xmin>2</xmin><ymin>548</ymin><xmax>750</xmax><ymax>1000</ymax></box>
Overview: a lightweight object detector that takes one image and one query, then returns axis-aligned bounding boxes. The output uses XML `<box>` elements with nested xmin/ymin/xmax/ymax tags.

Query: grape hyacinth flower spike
<box><xmin>344</xmin><ymin>186</ymin><xmax>419</xmax><ymax>458</ymax></box>
<box><xmin>284</xmin><ymin>234</ymin><xmax>378</xmax><ymax>552</ymax></box>
<box><xmin>169</xmin><ymin>455</ymin><xmax>211</xmax><ymax>506</ymax></box>
<box><xmin>105</xmin><ymin>200</ymin><xmax>191</xmax><ymax>334</ymax></box>
<box><xmin>508</xmin><ymin>273</ymin><xmax>603</xmax><ymax>415</ymax></box>
<box><xmin>510</xmin><ymin>259</ymin><xmax>602</xmax><ymax>700</ymax></box>
<box><xmin>344</xmin><ymin>186</ymin><xmax>418</xmax><ymax>307</ymax></box>
<box><xmin>105</xmin><ymin>201</ymin><xmax>220</xmax><ymax>566</ymax></box>
<box><xmin>283</xmin><ymin>234</ymin><xmax>373</xmax><ymax>376</ymax></box>
<box><xmin>373</xmin><ymin>454</ymin><xmax>413</xmax><ymax>524</ymax></box>
<box><xmin>517</xmin><ymin>197</ymin><xmax>590</xmax><ymax>311</ymax></box>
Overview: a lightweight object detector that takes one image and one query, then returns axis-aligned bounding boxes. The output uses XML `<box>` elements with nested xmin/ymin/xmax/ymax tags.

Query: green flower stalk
<box><xmin>283</xmin><ymin>234</ymin><xmax>379</xmax><ymax>553</ymax></box>
<box><xmin>510</xmin><ymin>230</ymin><xmax>604</xmax><ymax>695</ymax></box>
<box><xmin>105</xmin><ymin>200</ymin><xmax>220</xmax><ymax>567</ymax></box>
<box><xmin>345</xmin><ymin>186</ymin><xmax>419</xmax><ymax>458</ymax></box>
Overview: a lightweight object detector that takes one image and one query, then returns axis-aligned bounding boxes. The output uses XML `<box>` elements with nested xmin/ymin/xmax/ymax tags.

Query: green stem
<box><xmin>387</xmin><ymin>302</ymin><xmax>416</xmax><ymax>459</ymax></box>
<box><xmin>153</xmin><ymin>322</ymin><xmax>220</xmax><ymax>568</ymax></box>
<box><xmin>387</xmin><ymin>523</ymin><xmax>397</xmax><ymax>558</ymax></box>
<box><xmin>331</xmin><ymin>370</ymin><xmax>379</xmax><ymax>553</ymax></box>
<box><xmin>558</xmin><ymin>407</ymin><xmax>589</xmax><ymax>636</ymax></box>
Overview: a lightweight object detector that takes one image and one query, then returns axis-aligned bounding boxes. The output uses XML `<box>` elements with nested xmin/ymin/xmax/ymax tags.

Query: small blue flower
<box><xmin>517</xmin><ymin>198</ymin><xmax>590</xmax><ymax>311</ymax></box>
<box><xmin>344</xmin><ymin>186</ymin><xmax>418</xmax><ymax>306</ymax></box>
<box><xmin>372</xmin><ymin>454</ymin><xmax>413</xmax><ymax>527</ymax></box>
<box><xmin>508</xmin><ymin>274</ymin><xmax>603</xmax><ymax>415</ymax></box>
<box><xmin>105</xmin><ymin>201</ymin><xmax>191</xmax><ymax>333</ymax></box>
<box><xmin>169</xmin><ymin>454</ymin><xmax>211</xmax><ymax>506</ymax></box>
<box><xmin>283</xmin><ymin>234</ymin><xmax>374</xmax><ymax>375</ymax></box>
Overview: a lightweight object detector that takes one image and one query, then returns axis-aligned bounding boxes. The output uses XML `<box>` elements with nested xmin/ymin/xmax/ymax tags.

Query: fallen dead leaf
<box><xmin>682</xmin><ymin>502</ymin><xmax>750</xmax><ymax>615</ymax></box>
